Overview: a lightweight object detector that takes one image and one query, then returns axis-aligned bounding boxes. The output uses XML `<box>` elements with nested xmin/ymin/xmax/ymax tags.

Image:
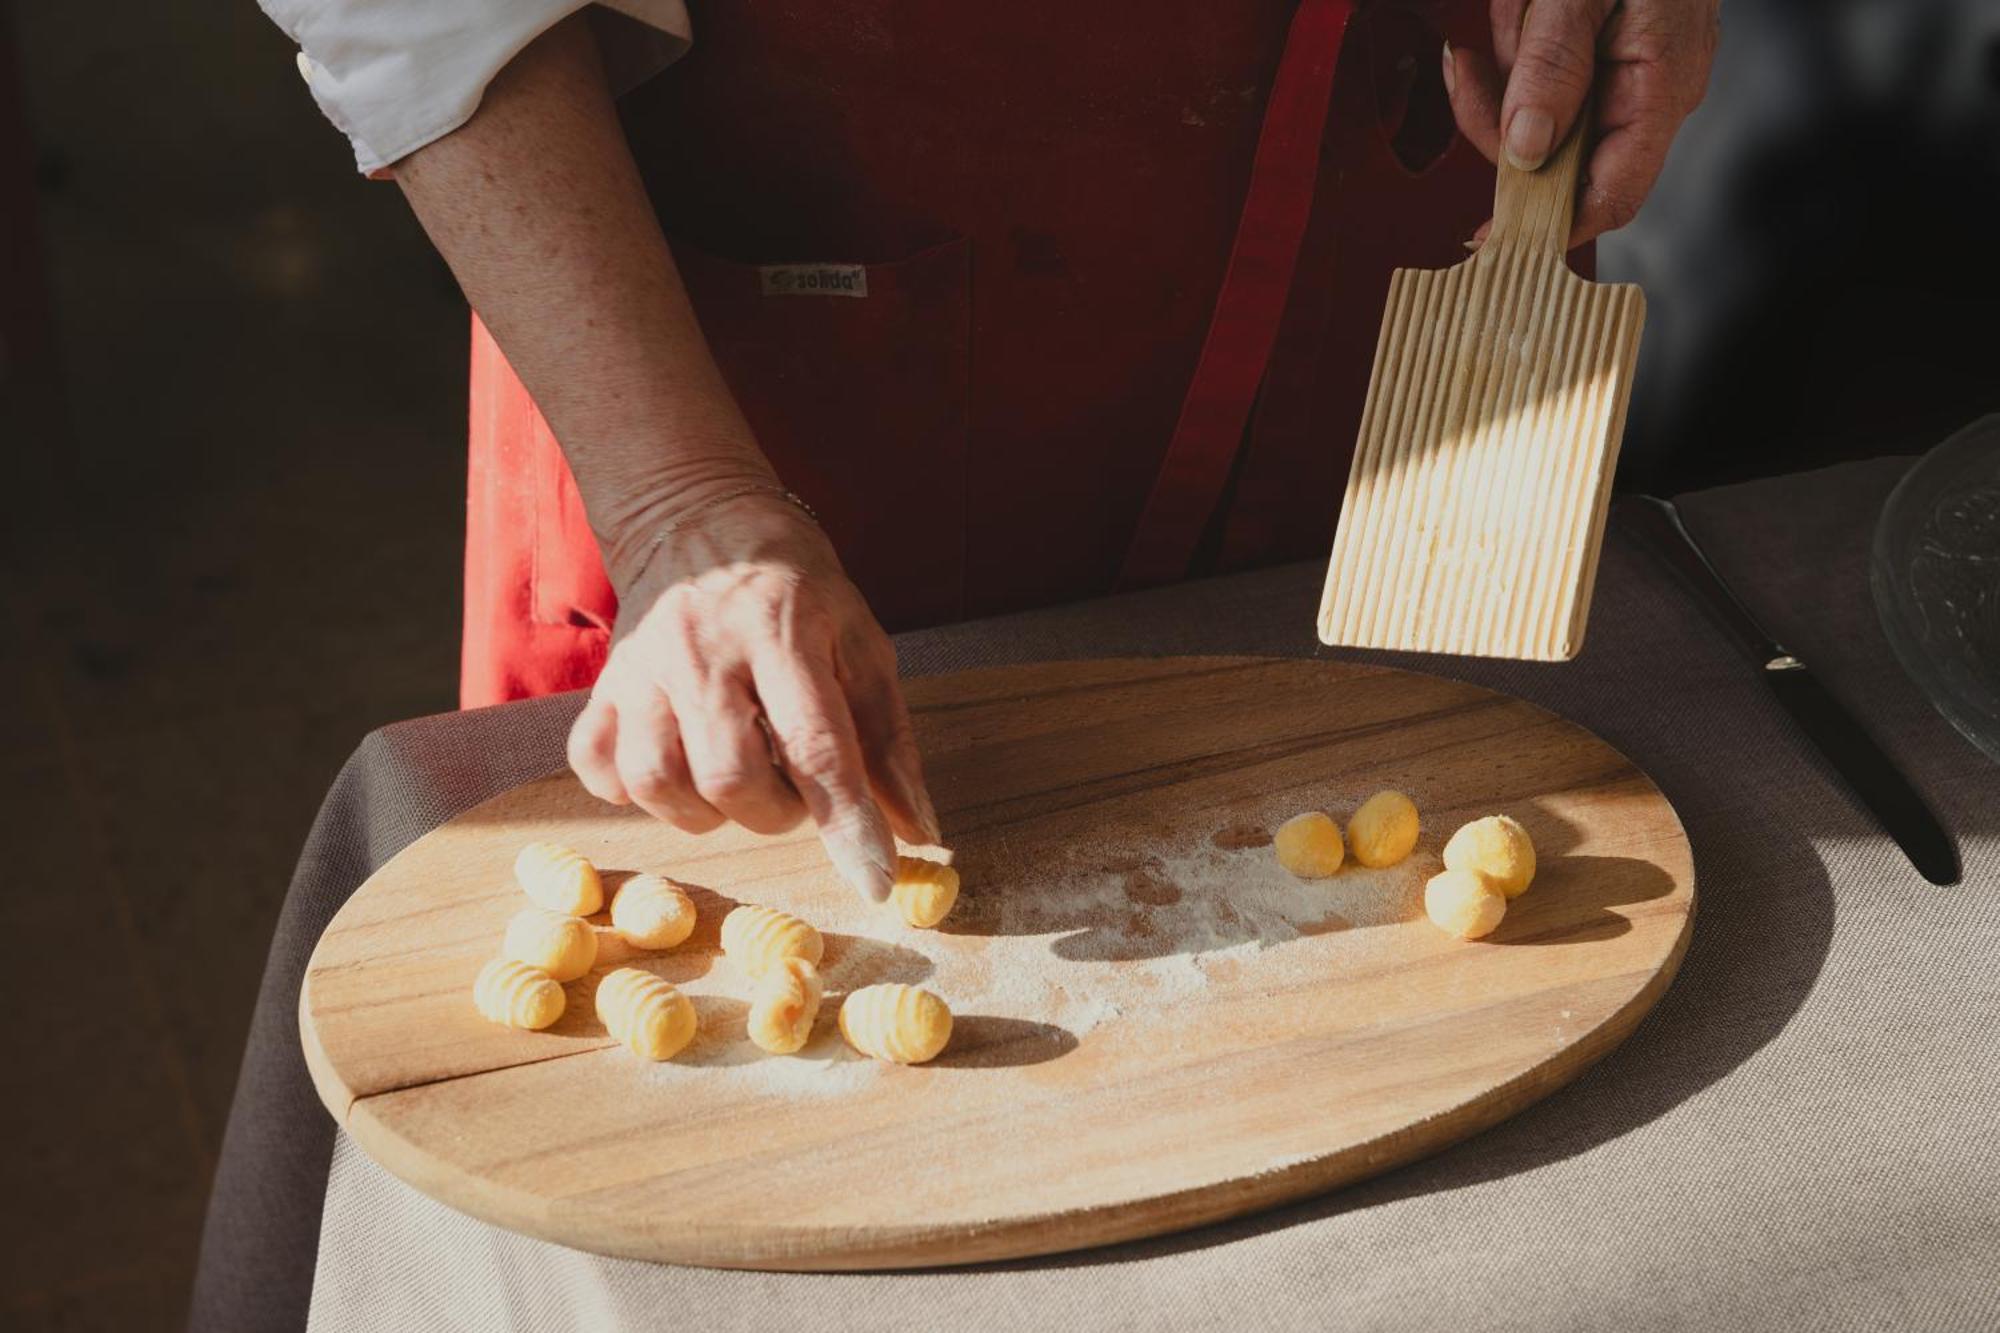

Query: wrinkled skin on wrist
<box><xmin>567</xmin><ymin>496</ymin><xmax>938</xmax><ymax>902</ymax></box>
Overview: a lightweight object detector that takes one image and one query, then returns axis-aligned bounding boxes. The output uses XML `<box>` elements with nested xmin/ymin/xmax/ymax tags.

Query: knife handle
<box><xmin>1619</xmin><ymin>495</ymin><xmax>1793</xmax><ymax>668</ymax></box>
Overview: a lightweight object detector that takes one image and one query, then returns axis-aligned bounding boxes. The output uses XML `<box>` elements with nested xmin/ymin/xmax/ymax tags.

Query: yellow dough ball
<box><xmin>720</xmin><ymin>904</ymin><xmax>825</xmax><ymax>978</ymax></box>
<box><xmin>1274</xmin><ymin>811</ymin><xmax>1345</xmax><ymax>878</ymax></box>
<box><xmin>1442</xmin><ymin>815</ymin><xmax>1537</xmax><ymax>898</ymax></box>
<box><xmin>595</xmin><ymin>968</ymin><xmax>697</xmax><ymax>1060</ymax></box>
<box><xmin>610</xmin><ymin>874</ymin><xmax>698</xmax><ymax>949</ymax></box>
<box><xmin>747</xmin><ymin>956</ymin><xmax>824</xmax><ymax>1055</ymax></box>
<box><xmin>839</xmin><ymin>984</ymin><xmax>953</xmax><ymax>1064</ymax></box>
<box><xmin>1347</xmin><ymin>790</ymin><xmax>1420</xmax><ymax>869</ymax></box>
<box><xmin>514</xmin><ymin>841</ymin><xmax>605</xmax><ymax>916</ymax></box>
<box><xmin>472</xmin><ymin>958</ymin><xmax>565</xmax><ymax>1030</ymax></box>
<box><xmin>1423</xmin><ymin>869</ymin><xmax>1507</xmax><ymax>940</ymax></box>
<box><xmin>501</xmin><ymin>907</ymin><xmax>598</xmax><ymax>983</ymax></box>
<box><xmin>890</xmin><ymin>856</ymin><xmax>960</xmax><ymax>929</ymax></box>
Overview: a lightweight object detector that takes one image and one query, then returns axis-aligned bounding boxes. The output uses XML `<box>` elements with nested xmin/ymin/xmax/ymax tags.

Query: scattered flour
<box><xmin>632</xmin><ymin>794</ymin><xmax>1433</xmax><ymax>1098</ymax></box>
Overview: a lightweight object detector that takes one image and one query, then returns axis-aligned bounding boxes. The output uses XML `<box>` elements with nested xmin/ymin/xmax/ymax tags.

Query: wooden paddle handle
<box><xmin>1488</xmin><ymin>95</ymin><xmax>1592</xmax><ymax>256</ymax></box>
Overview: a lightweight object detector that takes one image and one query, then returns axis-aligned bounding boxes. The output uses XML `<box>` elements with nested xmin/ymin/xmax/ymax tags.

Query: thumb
<box><xmin>1501</xmin><ymin>0</ymin><xmax>1609</xmax><ymax>170</ymax></box>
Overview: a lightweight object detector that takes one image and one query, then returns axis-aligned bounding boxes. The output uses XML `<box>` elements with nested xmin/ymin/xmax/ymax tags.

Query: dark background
<box><xmin>1</xmin><ymin>1</ymin><xmax>1994</xmax><ymax>1326</ymax></box>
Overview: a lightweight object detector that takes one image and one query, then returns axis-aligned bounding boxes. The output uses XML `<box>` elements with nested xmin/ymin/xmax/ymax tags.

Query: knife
<box><xmin>1619</xmin><ymin>494</ymin><xmax>1960</xmax><ymax>886</ymax></box>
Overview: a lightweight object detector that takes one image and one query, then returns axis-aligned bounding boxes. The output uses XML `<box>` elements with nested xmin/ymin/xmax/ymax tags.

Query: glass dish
<box><xmin>1871</xmin><ymin>415</ymin><xmax>2000</xmax><ymax>766</ymax></box>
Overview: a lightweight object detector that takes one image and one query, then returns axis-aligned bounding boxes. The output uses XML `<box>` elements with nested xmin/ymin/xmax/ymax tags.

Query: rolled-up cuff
<box><xmin>273</xmin><ymin>0</ymin><xmax>692</xmax><ymax>175</ymax></box>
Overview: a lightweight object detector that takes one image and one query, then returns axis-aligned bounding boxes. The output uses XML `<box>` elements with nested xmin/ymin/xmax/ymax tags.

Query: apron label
<box><xmin>758</xmin><ymin>264</ymin><xmax>868</xmax><ymax>298</ymax></box>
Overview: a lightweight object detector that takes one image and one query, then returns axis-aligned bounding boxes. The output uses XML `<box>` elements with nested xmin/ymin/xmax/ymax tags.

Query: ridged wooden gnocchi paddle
<box><xmin>1317</xmin><ymin>101</ymin><xmax>1645</xmax><ymax>661</ymax></box>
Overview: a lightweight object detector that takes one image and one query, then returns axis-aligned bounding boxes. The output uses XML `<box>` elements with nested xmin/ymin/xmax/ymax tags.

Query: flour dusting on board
<box><xmin>635</xmin><ymin>792</ymin><xmax>1433</xmax><ymax>1099</ymax></box>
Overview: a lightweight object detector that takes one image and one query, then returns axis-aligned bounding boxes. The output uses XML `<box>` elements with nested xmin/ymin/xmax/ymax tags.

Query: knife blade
<box><xmin>1619</xmin><ymin>494</ymin><xmax>1960</xmax><ymax>886</ymax></box>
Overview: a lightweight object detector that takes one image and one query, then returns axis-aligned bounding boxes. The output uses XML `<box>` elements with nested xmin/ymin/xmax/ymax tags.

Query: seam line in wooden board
<box><xmin>356</xmin><ymin>1041</ymin><xmax>617</xmax><ymax>1105</ymax></box>
<box><xmin>1318</xmin><ymin>247</ymin><xmax>1645</xmax><ymax>660</ymax></box>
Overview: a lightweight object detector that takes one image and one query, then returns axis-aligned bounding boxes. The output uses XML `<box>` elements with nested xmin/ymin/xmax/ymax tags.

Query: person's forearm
<box><xmin>393</xmin><ymin>15</ymin><xmax>768</xmax><ymax>591</ymax></box>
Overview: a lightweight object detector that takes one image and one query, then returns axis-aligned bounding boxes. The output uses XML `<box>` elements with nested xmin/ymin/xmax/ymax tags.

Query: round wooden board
<box><xmin>302</xmin><ymin>657</ymin><xmax>1694</xmax><ymax>1270</ymax></box>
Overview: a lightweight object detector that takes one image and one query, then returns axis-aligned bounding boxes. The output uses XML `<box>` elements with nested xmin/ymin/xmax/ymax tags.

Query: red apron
<box><xmin>462</xmin><ymin>0</ymin><xmax>1528</xmax><ymax>708</ymax></box>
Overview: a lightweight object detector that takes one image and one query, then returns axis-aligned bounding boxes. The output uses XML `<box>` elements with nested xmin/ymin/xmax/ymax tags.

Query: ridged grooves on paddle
<box><xmin>1318</xmin><ymin>245</ymin><xmax>1644</xmax><ymax>661</ymax></box>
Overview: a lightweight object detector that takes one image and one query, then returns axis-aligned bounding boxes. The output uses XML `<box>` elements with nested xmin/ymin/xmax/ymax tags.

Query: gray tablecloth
<box><xmin>192</xmin><ymin>458</ymin><xmax>1999</xmax><ymax>1332</ymax></box>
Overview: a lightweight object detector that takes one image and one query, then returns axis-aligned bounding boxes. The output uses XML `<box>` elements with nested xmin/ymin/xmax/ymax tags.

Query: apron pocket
<box><xmin>670</xmin><ymin>236</ymin><xmax>972</xmax><ymax>630</ymax></box>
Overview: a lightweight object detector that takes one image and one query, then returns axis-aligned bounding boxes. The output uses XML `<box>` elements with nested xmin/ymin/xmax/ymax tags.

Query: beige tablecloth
<box><xmin>193</xmin><ymin>459</ymin><xmax>2000</xmax><ymax>1332</ymax></box>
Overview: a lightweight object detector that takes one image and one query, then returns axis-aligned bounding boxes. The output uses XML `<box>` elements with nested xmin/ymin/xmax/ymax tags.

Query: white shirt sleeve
<box><xmin>266</xmin><ymin>1</ymin><xmax>693</xmax><ymax>175</ymax></box>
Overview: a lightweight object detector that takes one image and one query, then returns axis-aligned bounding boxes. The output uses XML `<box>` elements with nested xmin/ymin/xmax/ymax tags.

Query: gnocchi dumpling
<box><xmin>501</xmin><ymin>907</ymin><xmax>597</xmax><ymax>982</ymax></box>
<box><xmin>610</xmin><ymin>874</ymin><xmax>697</xmax><ymax>949</ymax></box>
<box><xmin>1274</xmin><ymin>811</ymin><xmax>1344</xmax><ymax>878</ymax></box>
<box><xmin>1423</xmin><ymin>869</ymin><xmax>1507</xmax><ymax>940</ymax></box>
<box><xmin>890</xmin><ymin>856</ymin><xmax>960</xmax><ymax>929</ymax></box>
<box><xmin>595</xmin><ymin>968</ymin><xmax>697</xmax><ymax>1060</ymax></box>
<box><xmin>838</xmin><ymin>983</ymin><xmax>952</xmax><ymax>1064</ymax></box>
<box><xmin>472</xmin><ymin>957</ymin><xmax>566</xmax><ymax>1030</ymax></box>
<box><xmin>514</xmin><ymin>841</ymin><xmax>604</xmax><ymax>916</ymax></box>
<box><xmin>1442</xmin><ymin>815</ymin><xmax>1537</xmax><ymax>898</ymax></box>
<box><xmin>1347</xmin><ymin>790</ymin><xmax>1420</xmax><ymax>869</ymax></box>
<box><xmin>720</xmin><ymin>904</ymin><xmax>824</xmax><ymax>978</ymax></box>
<box><xmin>747</xmin><ymin>956</ymin><xmax>824</xmax><ymax>1054</ymax></box>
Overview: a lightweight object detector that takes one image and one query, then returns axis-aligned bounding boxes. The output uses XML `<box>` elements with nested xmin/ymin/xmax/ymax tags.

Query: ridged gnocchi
<box><xmin>720</xmin><ymin>904</ymin><xmax>824</xmax><ymax>978</ymax></box>
<box><xmin>746</xmin><ymin>956</ymin><xmax>824</xmax><ymax>1054</ymax></box>
<box><xmin>1347</xmin><ymin>790</ymin><xmax>1420</xmax><ymax>869</ymax></box>
<box><xmin>501</xmin><ymin>907</ymin><xmax>597</xmax><ymax>982</ymax></box>
<box><xmin>1423</xmin><ymin>869</ymin><xmax>1507</xmax><ymax>940</ymax></box>
<box><xmin>610</xmin><ymin>874</ymin><xmax>697</xmax><ymax>949</ymax></box>
<box><xmin>890</xmin><ymin>856</ymin><xmax>960</xmax><ymax>929</ymax></box>
<box><xmin>1442</xmin><ymin>815</ymin><xmax>1537</xmax><ymax>898</ymax></box>
<box><xmin>595</xmin><ymin>968</ymin><xmax>697</xmax><ymax>1060</ymax></box>
<box><xmin>1274</xmin><ymin>811</ymin><xmax>1345</xmax><ymax>878</ymax></box>
<box><xmin>838</xmin><ymin>983</ymin><xmax>953</xmax><ymax>1064</ymax></box>
<box><xmin>514</xmin><ymin>841</ymin><xmax>604</xmax><ymax>916</ymax></box>
<box><xmin>472</xmin><ymin>957</ymin><xmax>566</xmax><ymax>1030</ymax></box>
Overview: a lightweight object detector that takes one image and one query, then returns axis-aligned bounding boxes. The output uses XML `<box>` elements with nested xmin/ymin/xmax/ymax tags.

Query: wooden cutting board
<box><xmin>302</xmin><ymin>657</ymin><xmax>1694</xmax><ymax>1270</ymax></box>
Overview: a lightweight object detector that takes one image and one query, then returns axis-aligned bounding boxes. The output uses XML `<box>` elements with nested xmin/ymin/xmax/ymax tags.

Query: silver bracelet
<box><xmin>632</xmin><ymin>483</ymin><xmax>819</xmax><ymax>574</ymax></box>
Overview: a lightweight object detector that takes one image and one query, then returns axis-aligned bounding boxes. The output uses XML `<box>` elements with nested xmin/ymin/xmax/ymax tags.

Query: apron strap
<box><xmin>1116</xmin><ymin>0</ymin><xmax>1356</xmax><ymax>590</ymax></box>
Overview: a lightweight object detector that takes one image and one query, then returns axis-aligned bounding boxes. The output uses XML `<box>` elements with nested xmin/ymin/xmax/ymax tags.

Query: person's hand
<box><xmin>1444</xmin><ymin>0</ymin><xmax>1720</xmax><ymax>247</ymax></box>
<box><xmin>566</xmin><ymin>491</ymin><xmax>939</xmax><ymax>902</ymax></box>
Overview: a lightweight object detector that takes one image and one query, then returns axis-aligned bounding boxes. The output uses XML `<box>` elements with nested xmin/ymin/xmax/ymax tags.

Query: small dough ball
<box><xmin>1347</xmin><ymin>790</ymin><xmax>1420</xmax><ymax>869</ymax></box>
<box><xmin>1274</xmin><ymin>811</ymin><xmax>1344</xmax><ymax>878</ymax></box>
<box><xmin>595</xmin><ymin>968</ymin><xmax>697</xmax><ymax>1060</ymax></box>
<box><xmin>611</xmin><ymin>874</ymin><xmax>698</xmax><ymax>949</ymax></box>
<box><xmin>1424</xmin><ymin>869</ymin><xmax>1507</xmax><ymax>940</ymax></box>
<box><xmin>514</xmin><ymin>841</ymin><xmax>604</xmax><ymax>916</ymax></box>
<box><xmin>891</xmin><ymin>856</ymin><xmax>960</xmax><ymax>929</ymax></box>
<box><xmin>1442</xmin><ymin>815</ymin><xmax>1536</xmax><ymax>898</ymax></box>
<box><xmin>839</xmin><ymin>984</ymin><xmax>953</xmax><ymax>1065</ymax></box>
<box><xmin>720</xmin><ymin>904</ymin><xmax>824</xmax><ymax>978</ymax></box>
<box><xmin>501</xmin><ymin>907</ymin><xmax>598</xmax><ymax>982</ymax></box>
<box><xmin>473</xmin><ymin>958</ymin><xmax>565</xmax><ymax>1030</ymax></box>
<box><xmin>747</xmin><ymin>957</ymin><xmax>824</xmax><ymax>1055</ymax></box>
